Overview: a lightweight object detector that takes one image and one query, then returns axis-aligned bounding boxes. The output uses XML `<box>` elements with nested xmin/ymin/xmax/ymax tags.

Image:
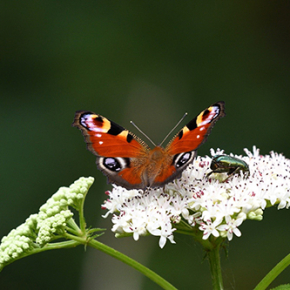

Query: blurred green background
<box><xmin>1</xmin><ymin>1</ymin><xmax>290</xmax><ymax>289</ymax></box>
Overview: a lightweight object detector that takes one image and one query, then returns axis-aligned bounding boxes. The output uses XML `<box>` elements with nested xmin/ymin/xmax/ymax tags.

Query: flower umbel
<box><xmin>0</xmin><ymin>177</ymin><xmax>94</xmax><ymax>270</ymax></box>
<box><xmin>102</xmin><ymin>147</ymin><xmax>290</xmax><ymax>248</ymax></box>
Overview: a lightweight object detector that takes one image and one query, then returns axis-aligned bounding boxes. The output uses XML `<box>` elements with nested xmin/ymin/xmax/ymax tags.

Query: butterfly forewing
<box><xmin>73</xmin><ymin>111</ymin><xmax>149</xmax><ymax>158</ymax></box>
<box><xmin>165</xmin><ymin>102</ymin><xmax>225</xmax><ymax>155</ymax></box>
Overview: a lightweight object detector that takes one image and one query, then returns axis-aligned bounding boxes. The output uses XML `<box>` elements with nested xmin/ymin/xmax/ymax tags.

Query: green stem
<box><xmin>87</xmin><ymin>238</ymin><xmax>177</xmax><ymax>290</ymax></box>
<box><xmin>253</xmin><ymin>253</ymin><xmax>290</xmax><ymax>290</ymax></box>
<box><xmin>79</xmin><ymin>193</ymin><xmax>87</xmax><ymax>233</ymax></box>
<box><xmin>0</xmin><ymin>240</ymin><xmax>80</xmax><ymax>271</ymax></box>
<box><xmin>207</xmin><ymin>243</ymin><xmax>224</xmax><ymax>290</ymax></box>
<box><xmin>78</xmin><ymin>178</ymin><xmax>93</xmax><ymax>232</ymax></box>
<box><xmin>63</xmin><ymin>233</ymin><xmax>176</xmax><ymax>290</ymax></box>
<box><xmin>67</xmin><ymin>218</ymin><xmax>81</xmax><ymax>233</ymax></box>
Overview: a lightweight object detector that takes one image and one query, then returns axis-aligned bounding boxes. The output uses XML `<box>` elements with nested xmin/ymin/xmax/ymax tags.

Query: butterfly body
<box><xmin>73</xmin><ymin>101</ymin><xmax>225</xmax><ymax>189</ymax></box>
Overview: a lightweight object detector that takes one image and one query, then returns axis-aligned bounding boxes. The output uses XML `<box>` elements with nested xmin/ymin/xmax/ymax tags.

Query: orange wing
<box><xmin>166</xmin><ymin>102</ymin><xmax>225</xmax><ymax>155</ymax></box>
<box><xmin>73</xmin><ymin>111</ymin><xmax>151</xmax><ymax>189</ymax></box>
<box><xmin>148</xmin><ymin>102</ymin><xmax>226</xmax><ymax>188</ymax></box>
<box><xmin>73</xmin><ymin>111</ymin><xmax>148</xmax><ymax>157</ymax></box>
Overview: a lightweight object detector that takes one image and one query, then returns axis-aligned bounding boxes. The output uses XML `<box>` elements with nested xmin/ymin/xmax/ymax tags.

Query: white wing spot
<box><xmin>96</xmin><ymin>134</ymin><xmax>102</xmax><ymax>137</ymax></box>
<box><xmin>99</xmin><ymin>141</ymin><xmax>103</xmax><ymax>145</ymax></box>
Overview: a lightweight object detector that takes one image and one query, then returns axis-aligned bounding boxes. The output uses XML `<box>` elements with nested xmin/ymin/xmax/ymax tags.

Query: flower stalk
<box><xmin>87</xmin><ymin>239</ymin><xmax>177</xmax><ymax>290</ymax></box>
<box><xmin>207</xmin><ymin>242</ymin><xmax>224</xmax><ymax>290</ymax></box>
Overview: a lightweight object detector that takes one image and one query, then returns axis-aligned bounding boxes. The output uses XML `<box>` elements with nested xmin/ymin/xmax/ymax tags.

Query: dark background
<box><xmin>1</xmin><ymin>1</ymin><xmax>290</xmax><ymax>289</ymax></box>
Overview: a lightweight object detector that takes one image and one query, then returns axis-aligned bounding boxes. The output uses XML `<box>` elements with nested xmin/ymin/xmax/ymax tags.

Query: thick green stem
<box><xmin>207</xmin><ymin>243</ymin><xmax>224</xmax><ymax>290</ymax></box>
<box><xmin>87</xmin><ymin>238</ymin><xmax>177</xmax><ymax>290</ymax></box>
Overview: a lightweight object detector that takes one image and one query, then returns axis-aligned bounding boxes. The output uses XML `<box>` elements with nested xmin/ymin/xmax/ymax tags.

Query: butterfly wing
<box><xmin>73</xmin><ymin>111</ymin><xmax>150</xmax><ymax>189</ymax></box>
<box><xmin>73</xmin><ymin>102</ymin><xmax>225</xmax><ymax>190</ymax></box>
<box><xmin>148</xmin><ymin>102</ymin><xmax>226</xmax><ymax>187</ymax></box>
<box><xmin>166</xmin><ymin>101</ymin><xmax>225</xmax><ymax>155</ymax></box>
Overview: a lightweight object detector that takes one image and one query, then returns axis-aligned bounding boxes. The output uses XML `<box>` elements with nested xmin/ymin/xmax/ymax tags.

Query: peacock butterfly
<box><xmin>73</xmin><ymin>101</ymin><xmax>225</xmax><ymax>190</ymax></box>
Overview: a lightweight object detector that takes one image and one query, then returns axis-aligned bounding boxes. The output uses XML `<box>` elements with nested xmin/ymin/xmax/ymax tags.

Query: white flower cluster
<box><xmin>0</xmin><ymin>177</ymin><xmax>94</xmax><ymax>269</ymax></box>
<box><xmin>102</xmin><ymin>147</ymin><xmax>290</xmax><ymax>248</ymax></box>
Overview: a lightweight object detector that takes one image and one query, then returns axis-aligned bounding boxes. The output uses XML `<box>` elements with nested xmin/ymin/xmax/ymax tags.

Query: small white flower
<box><xmin>199</xmin><ymin>218</ymin><xmax>223</xmax><ymax>240</ymax></box>
<box><xmin>217</xmin><ymin>216</ymin><xmax>243</xmax><ymax>241</ymax></box>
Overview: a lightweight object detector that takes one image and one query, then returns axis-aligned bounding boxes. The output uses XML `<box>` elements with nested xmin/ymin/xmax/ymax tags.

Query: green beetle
<box><xmin>207</xmin><ymin>155</ymin><xmax>250</xmax><ymax>182</ymax></box>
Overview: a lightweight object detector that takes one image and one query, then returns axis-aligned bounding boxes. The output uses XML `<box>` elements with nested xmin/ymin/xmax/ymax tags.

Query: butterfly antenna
<box><xmin>159</xmin><ymin>112</ymin><xmax>188</xmax><ymax>146</ymax></box>
<box><xmin>130</xmin><ymin>121</ymin><xmax>157</xmax><ymax>147</ymax></box>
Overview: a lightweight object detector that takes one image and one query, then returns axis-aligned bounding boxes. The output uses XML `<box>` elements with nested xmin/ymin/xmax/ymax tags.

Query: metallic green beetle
<box><xmin>207</xmin><ymin>155</ymin><xmax>250</xmax><ymax>182</ymax></box>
